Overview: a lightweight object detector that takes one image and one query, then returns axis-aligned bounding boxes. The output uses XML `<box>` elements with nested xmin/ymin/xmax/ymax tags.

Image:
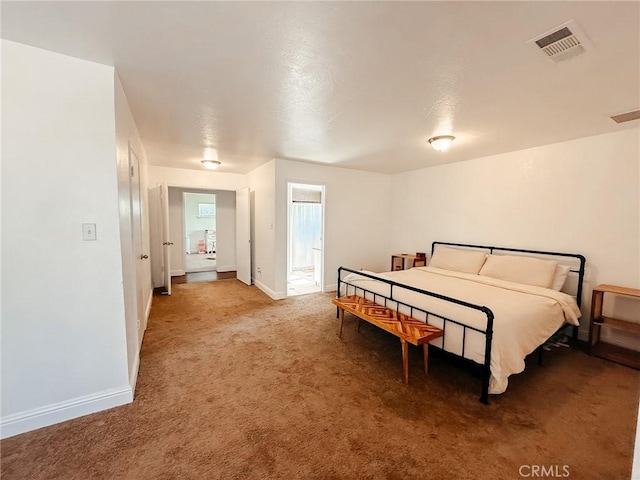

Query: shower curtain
<box><xmin>290</xmin><ymin>202</ymin><xmax>321</xmax><ymax>270</ymax></box>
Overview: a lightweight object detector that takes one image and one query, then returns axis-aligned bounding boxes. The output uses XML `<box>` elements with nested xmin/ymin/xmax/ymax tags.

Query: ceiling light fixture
<box><xmin>428</xmin><ymin>135</ymin><xmax>455</xmax><ymax>152</ymax></box>
<box><xmin>201</xmin><ymin>160</ymin><xmax>221</xmax><ymax>170</ymax></box>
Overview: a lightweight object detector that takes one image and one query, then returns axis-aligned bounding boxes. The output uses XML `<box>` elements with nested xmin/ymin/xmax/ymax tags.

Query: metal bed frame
<box><xmin>336</xmin><ymin>241</ymin><xmax>586</xmax><ymax>404</ymax></box>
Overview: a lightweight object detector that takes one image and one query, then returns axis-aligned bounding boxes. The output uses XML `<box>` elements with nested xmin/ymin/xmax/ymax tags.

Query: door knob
<box><xmin>140</xmin><ymin>254</ymin><xmax>149</xmax><ymax>259</ymax></box>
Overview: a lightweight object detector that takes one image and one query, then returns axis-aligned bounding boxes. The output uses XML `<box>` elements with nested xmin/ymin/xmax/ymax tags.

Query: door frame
<box><xmin>236</xmin><ymin>187</ymin><xmax>251</xmax><ymax>285</ymax></box>
<box><xmin>160</xmin><ymin>182</ymin><xmax>172</xmax><ymax>295</ymax></box>
<box><xmin>286</xmin><ymin>182</ymin><xmax>325</xmax><ymax>295</ymax></box>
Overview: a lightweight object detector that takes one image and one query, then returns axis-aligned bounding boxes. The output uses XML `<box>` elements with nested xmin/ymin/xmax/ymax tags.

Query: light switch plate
<box><xmin>82</xmin><ymin>223</ymin><xmax>97</xmax><ymax>241</ymax></box>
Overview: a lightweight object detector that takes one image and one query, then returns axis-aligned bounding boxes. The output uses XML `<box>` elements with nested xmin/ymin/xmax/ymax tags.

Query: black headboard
<box><xmin>431</xmin><ymin>241</ymin><xmax>587</xmax><ymax>309</ymax></box>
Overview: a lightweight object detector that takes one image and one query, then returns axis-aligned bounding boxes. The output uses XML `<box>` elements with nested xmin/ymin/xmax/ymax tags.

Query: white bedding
<box><xmin>341</xmin><ymin>266</ymin><xmax>581</xmax><ymax>394</ymax></box>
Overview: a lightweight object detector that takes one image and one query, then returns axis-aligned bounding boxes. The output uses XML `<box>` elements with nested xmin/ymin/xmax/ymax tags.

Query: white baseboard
<box><xmin>144</xmin><ymin>289</ymin><xmax>153</xmax><ymax>330</ymax></box>
<box><xmin>130</xmin><ymin>351</ymin><xmax>140</xmax><ymax>395</ymax></box>
<box><xmin>325</xmin><ymin>283</ymin><xmax>337</xmax><ymax>293</ymax></box>
<box><xmin>254</xmin><ymin>279</ymin><xmax>286</xmax><ymax>300</ymax></box>
<box><xmin>131</xmin><ymin>290</ymin><xmax>153</xmax><ymax>395</ymax></box>
<box><xmin>0</xmin><ymin>385</ymin><xmax>133</xmax><ymax>439</ymax></box>
<box><xmin>171</xmin><ymin>269</ymin><xmax>186</xmax><ymax>277</ymax></box>
<box><xmin>216</xmin><ymin>264</ymin><xmax>236</xmax><ymax>273</ymax></box>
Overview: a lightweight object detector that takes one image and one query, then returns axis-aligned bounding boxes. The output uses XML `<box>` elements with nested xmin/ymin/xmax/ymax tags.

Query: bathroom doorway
<box><xmin>287</xmin><ymin>183</ymin><xmax>324</xmax><ymax>296</ymax></box>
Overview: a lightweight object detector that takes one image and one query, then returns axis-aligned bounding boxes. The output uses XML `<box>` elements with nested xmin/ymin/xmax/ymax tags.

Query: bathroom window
<box><xmin>198</xmin><ymin>203</ymin><xmax>215</xmax><ymax>217</ymax></box>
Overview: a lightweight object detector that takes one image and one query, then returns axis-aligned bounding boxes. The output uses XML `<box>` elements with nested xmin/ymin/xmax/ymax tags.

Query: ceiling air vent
<box><xmin>610</xmin><ymin>110</ymin><xmax>640</xmax><ymax>124</ymax></box>
<box><xmin>528</xmin><ymin>20</ymin><xmax>591</xmax><ymax>62</ymax></box>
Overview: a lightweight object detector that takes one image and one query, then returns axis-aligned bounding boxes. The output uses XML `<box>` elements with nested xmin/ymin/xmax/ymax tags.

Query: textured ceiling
<box><xmin>2</xmin><ymin>1</ymin><xmax>639</xmax><ymax>174</ymax></box>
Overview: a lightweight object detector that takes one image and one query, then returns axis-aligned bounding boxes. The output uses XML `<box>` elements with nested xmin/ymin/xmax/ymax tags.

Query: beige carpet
<box><xmin>2</xmin><ymin>280</ymin><xmax>638</xmax><ymax>479</ymax></box>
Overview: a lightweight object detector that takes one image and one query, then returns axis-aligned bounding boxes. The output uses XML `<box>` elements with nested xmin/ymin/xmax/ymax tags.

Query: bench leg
<box><xmin>423</xmin><ymin>344</ymin><xmax>429</xmax><ymax>375</ymax></box>
<box><xmin>338</xmin><ymin>308</ymin><xmax>345</xmax><ymax>339</ymax></box>
<box><xmin>401</xmin><ymin>339</ymin><xmax>409</xmax><ymax>384</ymax></box>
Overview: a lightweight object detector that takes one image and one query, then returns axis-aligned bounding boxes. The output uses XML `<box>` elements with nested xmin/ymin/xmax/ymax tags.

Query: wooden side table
<box><xmin>391</xmin><ymin>253</ymin><xmax>426</xmax><ymax>271</ymax></box>
<box><xmin>588</xmin><ymin>284</ymin><xmax>640</xmax><ymax>369</ymax></box>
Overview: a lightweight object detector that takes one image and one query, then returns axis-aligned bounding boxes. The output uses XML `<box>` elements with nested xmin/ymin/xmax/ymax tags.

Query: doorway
<box><xmin>150</xmin><ymin>187</ymin><xmax>243</xmax><ymax>288</ymax></box>
<box><xmin>287</xmin><ymin>183</ymin><xmax>324</xmax><ymax>296</ymax></box>
<box><xmin>184</xmin><ymin>192</ymin><xmax>217</xmax><ymax>273</ymax></box>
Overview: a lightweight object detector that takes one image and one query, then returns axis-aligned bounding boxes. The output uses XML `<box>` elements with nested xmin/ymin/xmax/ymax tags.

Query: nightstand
<box><xmin>391</xmin><ymin>253</ymin><xmax>426</xmax><ymax>271</ymax></box>
<box><xmin>588</xmin><ymin>284</ymin><xmax>640</xmax><ymax>369</ymax></box>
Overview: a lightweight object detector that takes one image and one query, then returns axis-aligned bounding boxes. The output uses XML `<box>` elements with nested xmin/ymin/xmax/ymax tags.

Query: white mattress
<box><xmin>341</xmin><ymin>266</ymin><xmax>581</xmax><ymax>394</ymax></box>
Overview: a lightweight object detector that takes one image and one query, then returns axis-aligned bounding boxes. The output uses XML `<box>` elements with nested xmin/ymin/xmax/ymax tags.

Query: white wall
<box><xmin>148</xmin><ymin>166</ymin><xmax>247</xmax><ymax>191</ymax></box>
<box><xmin>390</xmin><ymin>129</ymin><xmax>640</xmax><ymax>340</ymax></box>
<box><xmin>1</xmin><ymin>41</ymin><xmax>131</xmax><ymax>437</ymax></box>
<box><xmin>114</xmin><ymin>73</ymin><xmax>153</xmax><ymax>386</ymax></box>
<box><xmin>271</xmin><ymin>159</ymin><xmax>392</xmax><ymax>298</ymax></box>
<box><xmin>247</xmin><ymin>161</ymin><xmax>277</xmax><ymax>295</ymax></box>
<box><xmin>247</xmin><ymin>158</ymin><xmax>392</xmax><ymax>299</ymax></box>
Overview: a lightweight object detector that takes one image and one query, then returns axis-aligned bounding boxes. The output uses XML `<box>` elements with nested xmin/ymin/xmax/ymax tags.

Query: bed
<box><xmin>336</xmin><ymin>242</ymin><xmax>586</xmax><ymax>403</ymax></box>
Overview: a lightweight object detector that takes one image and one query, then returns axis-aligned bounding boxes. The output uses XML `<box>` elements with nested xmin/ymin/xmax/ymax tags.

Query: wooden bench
<box><xmin>332</xmin><ymin>295</ymin><xmax>444</xmax><ymax>384</ymax></box>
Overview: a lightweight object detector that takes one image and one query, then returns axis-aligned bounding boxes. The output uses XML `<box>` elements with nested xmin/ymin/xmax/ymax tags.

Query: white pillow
<box><xmin>429</xmin><ymin>246</ymin><xmax>488</xmax><ymax>274</ymax></box>
<box><xmin>479</xmin><ymin>254</ymin><xmax>558</xmax><ymax>288</ymax></box>
<box><xmin>550</xmin><ymin>264</ymin><xmax>571</xmax><ymax>291</ymax></box>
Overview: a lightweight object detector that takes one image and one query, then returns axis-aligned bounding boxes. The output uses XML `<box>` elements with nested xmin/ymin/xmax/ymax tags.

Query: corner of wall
<box><xmin>1</xmin><ymin>386</ymin><xmax>133</xmax><ymax>440</ymax></box>
<box><xmin>253</xmin><ymin>279</ymin><xmax>286</xmax><ymax>300</ymax></box>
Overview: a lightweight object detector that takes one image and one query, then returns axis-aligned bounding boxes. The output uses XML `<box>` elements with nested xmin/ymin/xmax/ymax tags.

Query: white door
<box><xmin>160</xmin><ymin>182</ymin><xmax>172</xmax><ymax>295</ymax></box>
<box><xmin>236</xmin><ymin>187</ymin><xmax>251</xmax><ymax>285</ymax></box>
<box><xmin>128</xmin><ymin>146</ymin><xmax>147</xmax><ymax>337</ymax></box>
<box><xmin>148</xmin><ymin>185</ymin><xmax>164</xmax><ymax>288</ymax></box>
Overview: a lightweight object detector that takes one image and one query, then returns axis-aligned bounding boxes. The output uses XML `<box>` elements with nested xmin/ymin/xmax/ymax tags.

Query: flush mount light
<box><xmin>428</xmin><ymin>135</ymin><xmax>455</xmax><ymax>152</ymax></box>
<box><xmin>201</xmin><ymin>160</ymin><xmax>221</xmax><ymax>170</ymax></box>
